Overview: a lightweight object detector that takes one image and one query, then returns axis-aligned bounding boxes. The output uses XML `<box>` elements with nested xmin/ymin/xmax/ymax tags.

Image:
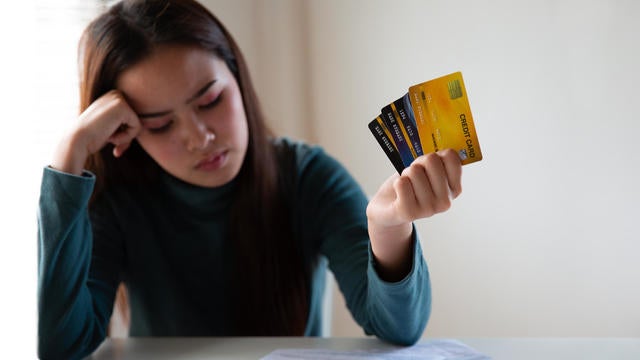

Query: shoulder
<box><xmin>271</xmin><ymin>137</ymin><xmax>348</xmax><ymax>180</ymax></box>
<box><xmin>89</xmin><ymin>174</ymin><xmax>155</xmax><ymax>224</ymax></box>
<box><xmin>271</xmin><ymin>137</ymin><xmax>365</xmax><ymax>203</ymax></box>
<box><xmin>272</xmin><ymin>137</ymin><xmax>322</xmax><ymax>165</ymax></box>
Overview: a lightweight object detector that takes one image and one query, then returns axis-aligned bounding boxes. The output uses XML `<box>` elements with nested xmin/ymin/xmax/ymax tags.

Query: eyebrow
<box><xmin>137</xmin><ymin>79</ymin><xmax>217</xmax><ymax>119</ymax></box>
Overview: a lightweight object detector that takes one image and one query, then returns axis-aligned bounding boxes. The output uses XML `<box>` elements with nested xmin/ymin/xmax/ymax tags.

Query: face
<box><xmin>117</xmin><ymin>44</ymin><xmax>248</xmax><ymax>188</ymax></box>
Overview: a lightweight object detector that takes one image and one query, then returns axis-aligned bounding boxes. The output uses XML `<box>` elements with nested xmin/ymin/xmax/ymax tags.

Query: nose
<box><xmin>183</xmin><ymin>114</ymin><xmax>215</xmax><ymax>152</ymax></box>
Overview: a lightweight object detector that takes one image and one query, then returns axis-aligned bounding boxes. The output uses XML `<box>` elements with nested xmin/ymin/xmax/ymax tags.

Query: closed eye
<box><xmin>147</xmin><ymin>120</ymin><xmax>173</xmax><ymax>134</ymax></box>
<box><xmin>199</xmin><ymin>94</ymin><xmax>223</xmax><ymax>110</ymax></box>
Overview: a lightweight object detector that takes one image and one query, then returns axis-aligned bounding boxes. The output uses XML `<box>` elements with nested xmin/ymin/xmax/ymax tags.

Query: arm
<box><xmin>37</xmin><ymin>168</ymin><xmax>122</xmax><ymax>359</ymax></box>
<box><xmin>295</xmin><ymin>145</ymin><xmax>449</xmax><ymax>345</ymax></box>
<box><xmin>366</xmin><ymin>150</ymin><xmax>463</xmax><ymax>281</ymax></box>
<box><xmin>38</xmin><ymin>90</ymin><xmax>141</xmax><ymax>359</ymax></box>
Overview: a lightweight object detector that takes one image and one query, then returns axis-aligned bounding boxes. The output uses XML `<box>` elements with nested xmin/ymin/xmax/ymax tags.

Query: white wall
<box><xmin>1</xmin><ymin>1</ymin><xmax>39</xmax><ymax>358</ymax></box>
<box><xmin>208</xmin><ymin>0</ymin><xmax>640</xmax><ymax>337</ymax></box>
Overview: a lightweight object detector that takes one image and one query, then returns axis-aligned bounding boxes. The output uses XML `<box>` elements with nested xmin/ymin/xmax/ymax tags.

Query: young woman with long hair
<box><xmin>37</xmin><ymin>0</ymin><xmax>463</xmax><ymax>359</ymax></box>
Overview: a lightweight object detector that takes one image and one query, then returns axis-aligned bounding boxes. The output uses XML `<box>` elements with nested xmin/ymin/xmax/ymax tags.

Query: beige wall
<box><xmin>202</xmin><ymin>0</ymin><xmax>314</xmax><ymax>141</ymax></box>
<box><xmin>203</xmin><ymin>0</ymin><xmax>640</xmax><ymax>338</ymax></box>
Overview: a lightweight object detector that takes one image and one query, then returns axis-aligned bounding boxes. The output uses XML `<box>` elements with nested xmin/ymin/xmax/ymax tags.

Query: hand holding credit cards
<box><xmin>368</xmin><ymin>72</ymin><xmax>482</xmax><ymax>174</ymax></box>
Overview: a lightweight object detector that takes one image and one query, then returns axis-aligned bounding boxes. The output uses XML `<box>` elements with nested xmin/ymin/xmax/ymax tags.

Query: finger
<box><xmin>416</xmin><ymin>153</ymin><xmax>451</xmax><ymax>213</ymax></box>
<box><xmin>108</xmin><ymin>91</ymin><xmax>142</xmax><ymax>134</ymax></box>
<box><xmin>438</xmin><ymin>149</ymin><xmax>463</xmax><ymax>198</ymax></box>
<box><xmin>392</xmin><ymin>175</ymin><xmax>420</xmax><ymax>222</ymax></box>
<box><xmin>401</xmin><ymin>162</ymin><xmax>434</xmax><ymax>210</ymax></box>
<box><xmin>112</xmin><ymin>142</ymin><xmax>131</xmax><ymax>158</ymax></box>
<box><xmin>109</xmin><ymin>122</ymin><xmax>139</xmax><ymax>143</ymax></box>
<box><xmin>109</xmin><ymin>124</ymin><xmax>139</xmax><ymax>157</ymax></box>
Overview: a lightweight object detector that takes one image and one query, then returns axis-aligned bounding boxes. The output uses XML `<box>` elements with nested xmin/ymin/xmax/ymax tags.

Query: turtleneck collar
<box><xmin>159</xmin><ymin>170</ymin><xmax>238</xmax><ymax>216</ymax></box>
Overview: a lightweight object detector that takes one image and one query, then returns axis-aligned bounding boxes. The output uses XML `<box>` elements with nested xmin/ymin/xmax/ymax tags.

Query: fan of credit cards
<box><xmin>368</xmin><ymin>71</ymin><xmax>482</xmax><ymax>174</ymax></box>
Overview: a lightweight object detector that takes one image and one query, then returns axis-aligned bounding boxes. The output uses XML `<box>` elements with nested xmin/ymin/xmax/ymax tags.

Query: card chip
<box><xmin>448</xmin><ymin>79</ymin><xmax>462</xmax><ymax>99</ymax></box>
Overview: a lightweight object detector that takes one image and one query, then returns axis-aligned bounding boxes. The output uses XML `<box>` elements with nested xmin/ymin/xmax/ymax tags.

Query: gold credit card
<box><xmin>408</xmin><ymin>71</ymin><xmax>482</xmax><ymax>165</ymax></box>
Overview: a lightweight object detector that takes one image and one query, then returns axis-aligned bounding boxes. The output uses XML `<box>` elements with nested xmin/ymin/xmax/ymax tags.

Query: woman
<box><xmin>37</xmin><ymin>0</ymin><xmax>463</xmax><ymax>359</ymax></box>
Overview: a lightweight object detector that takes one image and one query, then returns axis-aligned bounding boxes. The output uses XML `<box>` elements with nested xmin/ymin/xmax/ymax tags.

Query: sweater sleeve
<box><xmin>294</xmin><ymin>144</ymin><xmax>431</xmax><ymax>345</ymax></box>
<box><xmin>37</xmin><ymin>167</ymin><xmax>122</xmax><ymax>360</ymax></box>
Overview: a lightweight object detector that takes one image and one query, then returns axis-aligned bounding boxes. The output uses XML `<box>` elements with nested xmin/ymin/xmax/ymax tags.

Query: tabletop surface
<box><xmin>87</xmin><ymin>336</ymin><xmax>640</xmax><ymax>360</ymax></box>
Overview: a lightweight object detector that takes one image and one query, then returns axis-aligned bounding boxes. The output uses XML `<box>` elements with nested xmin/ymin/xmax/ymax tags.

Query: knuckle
<box><xmin>422</xmin><ymin>152</ymin><xmax>441</xmax><ymax>167</ymax></box>
<box><xmin>441</xmin><ymin>148</ymin><xmax>457</xmax><ymax>158</ymax></box>
<box><xmin>393</xmin><ymin>176</ymin><xmax>405</xmax><ymax>190</ymax></box>
<box><xmin>403</xmin><ymin>164</ymin><xmax>420</xmax><ymax>178</ymax></box>
<box><xmin>434</xmin><ymin>198</ymin><xmax>451</xmax><ymax>213</ymax></box>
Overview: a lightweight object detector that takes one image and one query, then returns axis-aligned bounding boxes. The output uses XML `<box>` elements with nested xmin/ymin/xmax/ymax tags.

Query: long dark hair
<box><xmin>80</xmin><ymin>0</ymin><xmax>309</xmax><ymax>335</ymax></box>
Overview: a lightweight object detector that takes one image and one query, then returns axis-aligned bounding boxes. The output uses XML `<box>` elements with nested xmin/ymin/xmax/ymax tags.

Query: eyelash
<box><xmin>199</xmin><ymin>93</ymin><xmax>222</xmax><ymax>110</ymax></box>
<box><xmin>148</xmin><ymin>122</ymin><xmax>173</xmax><ymax>134</ymax></box>
<box><xmin>147</xmin><ymin>94</ymin><xmax>223</xmax><ymax>134</ymax></box>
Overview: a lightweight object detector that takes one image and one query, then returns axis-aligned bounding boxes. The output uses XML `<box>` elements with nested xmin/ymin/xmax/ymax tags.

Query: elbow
<box><xmin>367</xmin><ymin>312</ymin><xmax>430</xmax><ymax>346</ymax></box>
<box><xmin>38</xmin><ymin>334</ymin><xmax>103</xmax><ymax>360</ymax></box>
<box><xmin>380</xmin><ymin>323</ymin><xmax>425</xmax><ymax>346</ymax></box>
<box><xmin>379</xmin><ymin>301</ymin><xmax>431</xmax><ymax>346</ymax></box>
<box><xmin>38</xmin><ymin>336</ymin><xmax>75</xmax><ymax>360</ymax></box>
<box><xmin>38</xmin><ymin>320</ymin><xmax>106</xmax><ymax>360</ymax></box>
<box><xmin>391</xmin><ymin>330</ymin><xmax>423</xmax><ymax>346</ymax></box>
<box><xmin>38</xmin><ymin>340</ymin><xmax>69</xmax><ymax>360</ymax></box>
<box><xmin>38</xmin><ymin>335</ymin><xmax>80</xmax><ymax>360</ymax></box>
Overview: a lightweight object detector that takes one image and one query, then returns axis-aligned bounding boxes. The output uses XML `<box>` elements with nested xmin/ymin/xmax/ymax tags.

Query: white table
<box><xmin>87</xmin><ymin>336</ymin><xmax>640</xmax><ymax>359</ymax></box>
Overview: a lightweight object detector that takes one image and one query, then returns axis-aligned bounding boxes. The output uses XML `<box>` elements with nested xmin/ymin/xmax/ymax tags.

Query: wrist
<box><xmin>368</xmin><ymin>220</ymin><xmax>412</xmax><ymax>239</ymax></box>
<box><xmin>51</xmin><ymin>131</ymin><xmax>89</xmax><ymax>176</ymax></box>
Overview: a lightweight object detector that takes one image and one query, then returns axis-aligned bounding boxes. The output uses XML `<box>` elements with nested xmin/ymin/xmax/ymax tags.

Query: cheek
<box><xmin>209</xmin><ymin>94</ymin><xmax>248</xmax><ymax>141</ymax></box>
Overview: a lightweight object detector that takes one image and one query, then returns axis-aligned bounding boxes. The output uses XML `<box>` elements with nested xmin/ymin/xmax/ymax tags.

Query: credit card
<box><xmin>368</xmin><ymin>116</ymin><xmax>405</xmax><ymax>174</ymax></box>
<box><xmin>380</xmin><ymin>104</ymin><xmax>415</xmax><ymax>167</ymax></box>
<box><xmin>408</xmin><ymin>71</ymin><xmax>482</xmax><ymax>165</ymax></box>
<box><xmin>393</xmin><ymin>94</ymin><xmax>423</xmax><ymax>158</ymax></box>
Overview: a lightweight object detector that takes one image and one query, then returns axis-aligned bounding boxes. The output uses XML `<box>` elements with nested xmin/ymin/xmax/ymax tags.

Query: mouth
<box><xmin>195</xmin><ymin>150</ymin><xmax>228</xmax><ymax>171</ymax></box>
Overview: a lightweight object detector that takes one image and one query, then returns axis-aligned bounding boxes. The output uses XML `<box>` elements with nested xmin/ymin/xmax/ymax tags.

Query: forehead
<box><xmin>116</xmin><ymin>45</ymin><xmax>228</xmax><ymax>107</ymax></box>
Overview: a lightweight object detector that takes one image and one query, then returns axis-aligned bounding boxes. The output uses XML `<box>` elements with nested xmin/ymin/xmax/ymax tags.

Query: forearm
<box><xmin>367</xmin><ymin>219</ymin><xmax>413</xmax><ymax>282</ymax></box>
<box><xmin>51</xmin><ymin>131</ymin><xmax>89</xmax><ymax>176</ymax></box>
<box><xmin>366</xmin><ymin>150</ymin><xmax>463</xmax><ymax>283</ymax></box>
<box><xmin>37</xmin><ymin>168</ymin><xmax>113</xmax><ymax>359</ymax></box>
<box><xmin>364</xmin><ymin>233</ymin><xmax>431</xmax><ymax>345</ymax></box>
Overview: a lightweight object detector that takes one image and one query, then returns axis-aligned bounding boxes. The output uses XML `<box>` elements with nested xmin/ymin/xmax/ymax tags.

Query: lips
<box><xmin>195</xmin><ymin>150</ymin><xmax>228</xmax><ymax>171</ymax></box>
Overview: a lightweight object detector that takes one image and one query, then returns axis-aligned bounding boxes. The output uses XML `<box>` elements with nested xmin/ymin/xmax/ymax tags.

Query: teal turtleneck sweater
<box><xmin>37</xmin><ymin>138</ymin><xmax>431</xmax><ymax>360</ymax></box>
